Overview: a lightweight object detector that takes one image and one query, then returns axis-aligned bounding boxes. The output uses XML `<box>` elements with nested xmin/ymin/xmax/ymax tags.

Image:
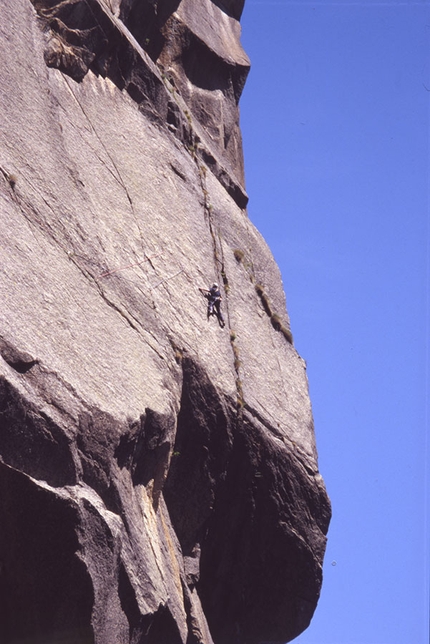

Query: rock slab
<box><xmin>0</xmin><ymin>1</ymin><xmax>331</xmax><ymax>643</ymax></box>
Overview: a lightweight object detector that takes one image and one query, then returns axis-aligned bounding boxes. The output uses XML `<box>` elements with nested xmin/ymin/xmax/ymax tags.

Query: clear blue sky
<box><xmin>239</xmin><ymin>2</ymin><xmax>429</xmax><ymax>643</ymax></box>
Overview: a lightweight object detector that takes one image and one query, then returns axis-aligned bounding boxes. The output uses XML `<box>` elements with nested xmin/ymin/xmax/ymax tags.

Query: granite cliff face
<box><xmin>0</xmin><ymin>2</ymin><xmax>331</xmax><ymax>644</ymax></box>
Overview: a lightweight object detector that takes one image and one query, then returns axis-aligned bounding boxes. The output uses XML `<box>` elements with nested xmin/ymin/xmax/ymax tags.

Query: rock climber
<box><xmin>199</xmin><ymin>282</ymin><xmax>225</xmax><ymax>328</ymax></box>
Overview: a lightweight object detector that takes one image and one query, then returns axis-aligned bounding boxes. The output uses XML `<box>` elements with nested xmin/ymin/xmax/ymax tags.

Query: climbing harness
<box><xmin>199</xmin><ymin>286</ymin><xmax>225</xmax><ymax>328</ymax></box>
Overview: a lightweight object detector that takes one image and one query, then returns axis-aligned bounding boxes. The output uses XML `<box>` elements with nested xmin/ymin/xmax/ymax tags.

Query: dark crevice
<box><xmin>0</xmin><ymin>338</ymin><xmax>38</xmax><ymax>374</ymax></box>
<box><xmin>5</xmin><ymin>358</ymin><xmax>38</xmax><ymax>374</ymax></box>
<box><xmin>115</xmin><ymin>408</ymin><xmax>174</xmax><ymax>510</ymax></box>
<box><xmin>120</xmin><ymin>0</ymin><xmax>181</xmax><ymax>62</ymax></box>
<box><xmin>210</xmin><ymin>0</ymin><xmax>245</xmax><ymax>20</ymax></box>
<box><xmin>164</xmin><ymin>357</ymin><xmax>233</xmax><ymax>556</ymax></box>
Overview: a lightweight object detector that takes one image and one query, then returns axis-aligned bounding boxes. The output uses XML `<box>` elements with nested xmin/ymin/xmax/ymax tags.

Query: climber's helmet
<box><xmin>212</xmin><ymin>282</ymin><xmax>218</xmax><ymax>289</ymax></box>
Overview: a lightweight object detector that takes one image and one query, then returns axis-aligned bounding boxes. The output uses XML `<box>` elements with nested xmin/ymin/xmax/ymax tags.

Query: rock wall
<box><xmin>0</xmin><ymin>2</ymin><xmax>331</xmax><ymax>643</ymax></box>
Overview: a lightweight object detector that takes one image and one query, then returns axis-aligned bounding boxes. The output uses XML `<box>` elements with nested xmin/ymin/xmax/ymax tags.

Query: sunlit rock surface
<box><xmin>0</xmin><ymin>2</ymin><xmax>331</xmax><ymax>643</ymax></box>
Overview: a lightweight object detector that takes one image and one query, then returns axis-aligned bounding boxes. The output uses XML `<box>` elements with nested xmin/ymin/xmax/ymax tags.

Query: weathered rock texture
<box><xmin>0</xmin><ymin>2</ymin><xmax>331</xmax><ymax>643</ymax></box>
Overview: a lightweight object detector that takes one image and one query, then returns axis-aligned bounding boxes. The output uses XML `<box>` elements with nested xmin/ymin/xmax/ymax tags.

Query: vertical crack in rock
<box><xmin>29</xmin><ymin>0</ymin><xmax>250</xmax><ymax>207</ymax></box>
<box><xmin>0</xmin><ymin>1</ymin><xmax>330</xmax><ymax>643</ymax></box>
<box><xmin>164</xmin><ymin>357</ymin><xmax>234</xmax><ymax>556</ymax></box>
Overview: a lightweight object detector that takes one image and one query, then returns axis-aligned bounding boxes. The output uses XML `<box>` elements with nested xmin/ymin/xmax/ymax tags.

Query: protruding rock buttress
<box><xmin>0</xmin><ymin>2</ymin><xmax>331</xmax><ymax>643</ymax></box>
